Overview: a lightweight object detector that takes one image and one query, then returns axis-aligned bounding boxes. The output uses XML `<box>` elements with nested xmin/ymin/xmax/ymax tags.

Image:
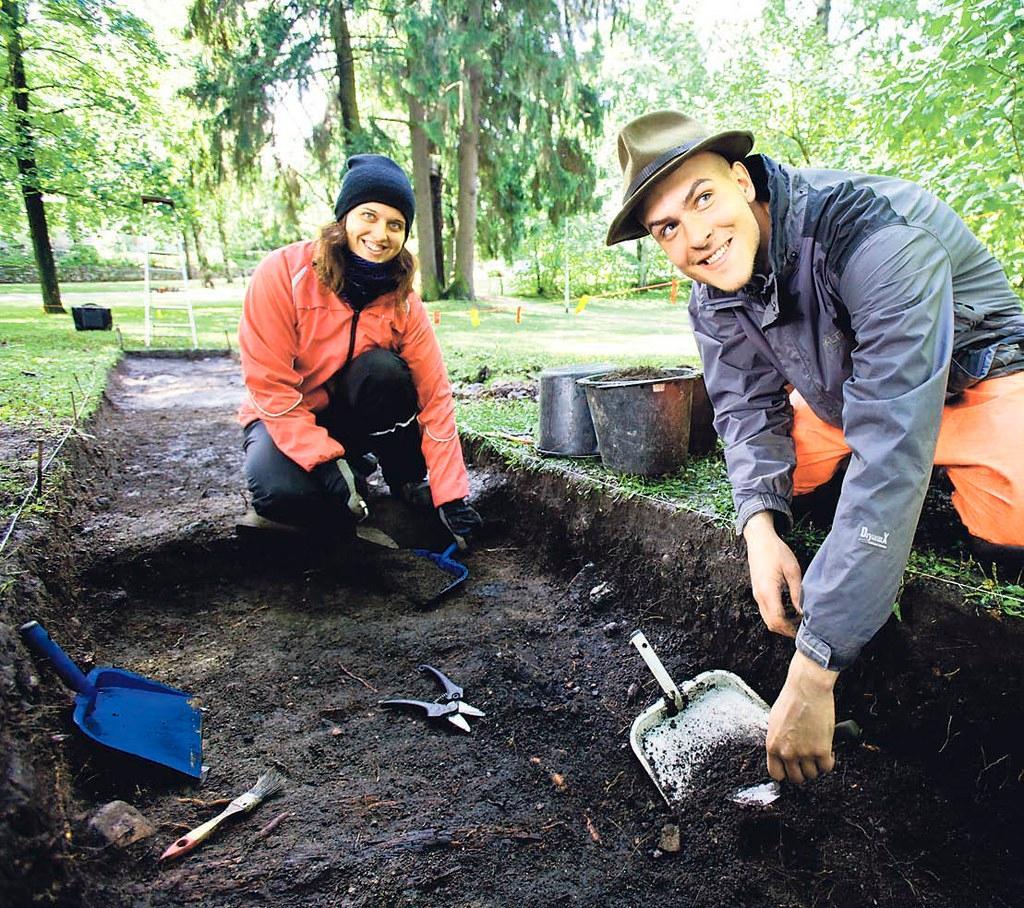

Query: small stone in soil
<box><xmin>658</xmin><ymin>823</ymin><xmax>682</xmax><ymax>853</ymax></box>
<box><xmin>588</xmin><ymin>582</ymin><xmax>616</xmax><ymax>608</ymax></box>
<box><xmin>88</xmin><ymin>801</ymin><xmax>156</xmax><ymax>848</ymax></box>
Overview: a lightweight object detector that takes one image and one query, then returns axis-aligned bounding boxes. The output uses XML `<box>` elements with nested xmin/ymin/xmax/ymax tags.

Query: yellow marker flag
<box><xmin>575</xmin><ymin>295</ymin><xmax>589</xmax><ymax>314</ymax></box>
<box><xmin>470</xmin><ymin>307</ymin><xmax>480</xmax><ymax>327</ymax></box>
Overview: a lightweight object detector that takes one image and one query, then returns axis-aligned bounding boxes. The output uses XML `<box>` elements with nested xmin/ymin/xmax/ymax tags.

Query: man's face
<box><xmin>344</xmin><ymin>201</ymin><xmax>406</xmax><ymax>263</ymax></box>
<box><xmin>641</xmin><ymin>152</ymin><xmax>761</xmax><ymax>293</ymax></box>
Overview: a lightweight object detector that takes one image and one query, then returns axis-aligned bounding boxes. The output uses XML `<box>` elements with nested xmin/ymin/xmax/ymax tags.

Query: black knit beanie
<box><xmin>333</xmin><ymin>154</ymin><xmax>415</xmax><ymax>237</ymax></box>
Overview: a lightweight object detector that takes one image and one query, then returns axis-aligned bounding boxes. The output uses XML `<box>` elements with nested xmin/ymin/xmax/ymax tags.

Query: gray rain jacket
<box><xmin>688</xmin><ymin>155</ymin><xmax>1024</xmax><ymax>671</ymax></box>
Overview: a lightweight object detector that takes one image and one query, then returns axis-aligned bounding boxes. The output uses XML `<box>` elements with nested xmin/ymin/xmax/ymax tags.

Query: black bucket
<box><xmin>578</xmin><ymin>367</ymin><xmax>706</xmax><ymax>476</ymax></box>
<box><xmin>71</xmin><ymin>304</ymin><xmax>113</xmax><ymax>331</ymax></box>
<box><xmin>537</xmin><ymin>362</ymin><xmax>617</xmax><ymax>456</ymax></box>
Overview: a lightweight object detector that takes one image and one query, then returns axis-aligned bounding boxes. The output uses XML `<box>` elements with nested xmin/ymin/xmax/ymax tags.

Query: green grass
<box><xmin>431</xmin><ymin>291</ymin><xmax>700</xmax><ymax>382</ymax></box>
<box><xmin>455</xmin><ymin>397</ymin><xmax>734</xmax><ymax>523</ymax></box>
<box><xmin>0</xmin><ymin>282</ymin><xmax>247</xmax><ymax>432</ymax></box>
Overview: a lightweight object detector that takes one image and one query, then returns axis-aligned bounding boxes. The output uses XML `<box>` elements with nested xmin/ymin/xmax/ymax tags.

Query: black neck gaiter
<box><xmin>342</xmin><ymin>249</ymin><xmax>401</xmax><ymax>310</ymax></box>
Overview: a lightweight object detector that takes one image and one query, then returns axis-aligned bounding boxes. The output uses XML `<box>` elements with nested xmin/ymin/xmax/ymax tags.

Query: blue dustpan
<box><xmin>411</xmin><ymin>542</ymin><xmax>469</xmax><ymax>606</ymax></box>
<box><xmin>20</xmin><ymin>621</ymin><xmax>203</xmax><ymax>779</ymax></box>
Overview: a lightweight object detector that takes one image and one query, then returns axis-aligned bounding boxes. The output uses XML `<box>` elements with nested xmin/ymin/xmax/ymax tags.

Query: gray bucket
<box><xmin>578</xmin><ymin>367</ymin><xmax>703</xmax><ymax>476</ymax></box>
<box><xmin>537</xmin><ymin>363</ymin><xmax>616</xmax><ymax>456</ymax></box>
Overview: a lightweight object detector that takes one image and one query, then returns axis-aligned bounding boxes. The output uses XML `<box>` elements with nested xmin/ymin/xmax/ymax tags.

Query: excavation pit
<box><xmin>3</xmin><ymin>355</ymin><xmax>1023</xmax><ymax>907</ymax></box>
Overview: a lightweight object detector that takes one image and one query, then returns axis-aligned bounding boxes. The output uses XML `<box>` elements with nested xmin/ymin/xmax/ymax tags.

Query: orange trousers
<box><xmin>791</xmin><ymin>372</ymin><xmax>1024</xmax><ymax>546</ymax></box>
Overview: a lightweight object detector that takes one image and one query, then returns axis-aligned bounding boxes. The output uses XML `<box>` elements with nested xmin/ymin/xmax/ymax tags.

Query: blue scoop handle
<box><xmin>19</xmin><ymin>621</ymin><xmax>96</xmax><ymax>696</ymax></box>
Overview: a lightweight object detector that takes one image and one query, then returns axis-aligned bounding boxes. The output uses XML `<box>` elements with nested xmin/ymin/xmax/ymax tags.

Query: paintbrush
<box><xmin>160</xmin><ymin>769</ymin><xmax>286</xmax><ymax>861</ymax></box>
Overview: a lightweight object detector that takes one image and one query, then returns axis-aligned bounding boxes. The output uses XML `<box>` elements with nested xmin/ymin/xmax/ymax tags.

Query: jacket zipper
<box><xmin>343</xmin><ymin>307</ymin><xmax>362</xmax><ymax>372</ymax></box>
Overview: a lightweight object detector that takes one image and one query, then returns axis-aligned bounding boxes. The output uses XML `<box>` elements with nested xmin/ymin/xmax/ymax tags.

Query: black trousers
<box><xmin>243</xmin><ymin>348</ymin><xmax>427</xmax><ymax>525</ymax></box>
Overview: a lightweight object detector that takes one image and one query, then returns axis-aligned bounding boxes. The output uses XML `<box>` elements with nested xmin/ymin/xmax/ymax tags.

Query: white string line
<box><xmin>0</xmin><ymin>374</ymin><xmax>102</xmax><ymax>557</ymax></box>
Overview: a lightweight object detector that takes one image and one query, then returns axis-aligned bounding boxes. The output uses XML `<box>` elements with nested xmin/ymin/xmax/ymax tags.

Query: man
<box><xmin>606</xmin><ymin>110</ymin><xmax>1024</xmax><ymax>784</ymax></box>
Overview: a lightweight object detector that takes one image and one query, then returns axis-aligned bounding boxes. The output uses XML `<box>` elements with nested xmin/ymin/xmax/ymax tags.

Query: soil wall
<box><xmin>0</xmin><ymin>431</ymin><xmax>108</xmax><ymax>905</ymax></box>
<box><xmin>466</xmin><ymin>440</ymin><xmax>1024</xmax><ymax>801</ymax></box>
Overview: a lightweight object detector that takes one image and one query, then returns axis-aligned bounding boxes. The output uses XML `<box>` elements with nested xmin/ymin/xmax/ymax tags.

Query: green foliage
<box><xmin>0</xmin><ymin>1</ymin><xmax>165</xmax><ymax>236</ymax></box>
<box><xmin>872</xmin><ymin>0</ymin><xmax>1024</xmax><ymax>284</ymax></box>
<box><xmin>471</xmin><ymin>0</ymin><xmax>607</xmax><ymax>258</ymax></box>
<box><xmin>187</xmin><ymin>1</ymin><xmax>311</xmax><ymax>180</ymax></box>
<box><xmin>511</xmin><ymin>207</ymin><xmax>678</xmax><ymax>298</ymax></box>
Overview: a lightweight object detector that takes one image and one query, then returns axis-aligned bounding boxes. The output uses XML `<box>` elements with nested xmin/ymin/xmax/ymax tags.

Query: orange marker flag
<box><xmin>433</xmin><ymin>309</ymin><xmax>441</xmax><ymax>325</ymax></box>
<box><xmin>515</xmin><ymin>306</ymin><xmax>522</xmax><ymax>324</ymax></box>
<box><xmin>669</xmin><ymin>278</ymin><xmax>679</xmax><ymax>305</ymax></box>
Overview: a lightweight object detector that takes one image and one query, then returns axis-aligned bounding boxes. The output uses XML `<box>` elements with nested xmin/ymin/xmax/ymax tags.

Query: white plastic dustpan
<box><xmin>628</xmin><ymin>630</ymin><xmax>770</xmax><ymax>808</ymax></box>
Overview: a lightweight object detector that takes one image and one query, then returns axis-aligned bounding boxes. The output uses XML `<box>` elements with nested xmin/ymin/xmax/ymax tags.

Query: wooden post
<box><xmin>669</xmin><ymin>277</ymin><xmax>679</xmax><ymax>305</ymax></box>
<box><xmin>562</xmin><ymin>218</ymin><xmax>570</xmax><ymax>314</ymax></box>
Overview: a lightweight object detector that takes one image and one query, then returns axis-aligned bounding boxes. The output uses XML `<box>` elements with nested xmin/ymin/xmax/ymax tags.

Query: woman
<box><xmin>237</xmin><ymin>153</ymin><xmax>482</xmax><ymax>548</ymax></box>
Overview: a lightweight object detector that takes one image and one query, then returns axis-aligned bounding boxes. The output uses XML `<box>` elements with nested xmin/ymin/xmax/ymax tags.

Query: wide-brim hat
<box><xmin>606</xmin><ymin>111</ymin><xmax>754</xmax><ymax>246</ymax></box>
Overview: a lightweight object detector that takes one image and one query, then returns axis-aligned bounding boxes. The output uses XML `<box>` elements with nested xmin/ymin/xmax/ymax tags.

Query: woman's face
<box><xmin>344</xmin><ymin>202</ymin><xmax>406</xmax><ymax>263</ymax></box>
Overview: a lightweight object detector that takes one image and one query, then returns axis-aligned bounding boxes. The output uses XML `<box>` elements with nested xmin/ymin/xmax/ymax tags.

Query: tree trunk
<box><xmin>215</xmin><ymin>207</ymin><xmax>234</xmax><ymax>283</ymax></box>
<box><xmin>815</xmin><ymin>0</ymin><xmax>831</xmax><ymax>37</ymax></box>
<box><xmin>430</xmin><ymin>158</ymin><xmax>444</xmax><ymax>285</ymax></box>
<box><xmin>533</xmin><ymin>239</ymin><xmax>543</xmax><ymax>296</ymax></box>
<box><xmin>445</xmin><ymin>203</ymin><xmax>456</xmax><ymax>287</ymax></box>
<box><xmin>636</xmin><ymin>239</ymin><xmax>648</xmax><ymax>287</ymax></box>
<box><xmin>2</xmin><ymin>0</ymin><xmax>63</xmax><ymax>313</ymax></box>
<box><xmin>407</xmin><ymin>92</ymin><xmax>442</xmax><ymax>299</ymax></box>
<box><xmin>181</xmin><ymin>229</ymin><xmax>197</xmax><ymax>280</ymax></box>
<box><xmin>331</xmin><ymin>0</ymin><xmax>361</xmax><ymax>153</ymax></box>
<box><xmin>190</xmin><ymin>221</ymin><xmax>215</xmax><ymax>288</ymax></box>
<box><xmin>452</xmin><ymin>0</ymin><xmax>483</xmax><ymax>300</ymax></box>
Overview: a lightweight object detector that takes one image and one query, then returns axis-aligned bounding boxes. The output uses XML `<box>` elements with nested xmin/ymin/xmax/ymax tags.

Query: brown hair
<box><xmin>313</xmin><ymin>220</ymin><xmax>417</xmax><ymax>312</ymax></box>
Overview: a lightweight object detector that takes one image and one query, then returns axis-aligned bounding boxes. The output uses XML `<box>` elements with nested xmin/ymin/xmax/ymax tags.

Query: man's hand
<box><xmin>743</xmin><ymin>511</ymin><xmax>803</xmax><ymax>637</ymax></box>
<box><xmin>438</xmin><ymin>499</ymin><xmax>482</xmax><ymax>551</ymax></box>
<box><xmin>766</xmin><ymin>650</ymin><xmax>838</xmax><ymax>784</ymax></box>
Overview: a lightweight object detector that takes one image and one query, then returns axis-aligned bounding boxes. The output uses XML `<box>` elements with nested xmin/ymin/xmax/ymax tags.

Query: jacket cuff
<box><xmin>734</xmin><ymin>493</ymin><xmax>793</xmax><ymax>536</ymax></box>
<box><xmin>795</xmin><ymin>622</ymin><xmax>845</xmax><ymax>672</ymax></box>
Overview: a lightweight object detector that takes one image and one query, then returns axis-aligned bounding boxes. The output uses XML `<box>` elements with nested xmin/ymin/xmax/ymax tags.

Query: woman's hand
<box><xmin>438</xmin><ymin>499</ymin><xmax>483</xmax><ymax>550</ymax></box>
<box><xmin>313</xmin><ymin>457</ymin><xmax>369</xmax><ymax>520</ymax></box>
<box><xmin>743</xmin><ymin>511</ymin><xmax>803</xmax><ymax>637</ymax></box>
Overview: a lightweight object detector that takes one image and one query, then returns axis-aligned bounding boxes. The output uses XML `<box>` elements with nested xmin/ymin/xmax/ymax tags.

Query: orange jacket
<box><xmin>237</xmin><ymin>241</ymin><xmax>469</xmax><ymax>507</ymax></box>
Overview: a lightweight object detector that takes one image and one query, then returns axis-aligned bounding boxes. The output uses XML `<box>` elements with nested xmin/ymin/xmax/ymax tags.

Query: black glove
<box><xmin>438</xmin><ymin>499</ymin><xmax>483</xmax><ymax>551</ymax></box>
<box><xmin>313</xmin><ymin>457</ymin><xmax>369</xmax><ymax>521</ymax></box>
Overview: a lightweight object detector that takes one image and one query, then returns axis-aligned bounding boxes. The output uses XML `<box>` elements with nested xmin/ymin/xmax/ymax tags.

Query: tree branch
<box><xmin>369</xmin><ymin>114</ymin><xmax>410</xmax><ymax>126</ymax></box>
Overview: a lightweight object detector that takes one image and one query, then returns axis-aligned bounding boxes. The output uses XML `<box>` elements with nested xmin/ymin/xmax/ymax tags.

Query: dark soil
<box><xmin>596</xmin><ymin>366</ymin><xmax>686</xmax><ymax>382</ymax></box>
<box><xmin>691</xmin><ymin>739</ymin><xmax>773</xmax><ymax>800</ymax></box>
<box><xmin>3</xmin><ymin>355</ymin><xmax>1024</xmax><ymax>907</ymax></box>
<box><xmin>453</xmin><ymin>379</ymin><xmax>537</xmax><ymax>401</ymax></box>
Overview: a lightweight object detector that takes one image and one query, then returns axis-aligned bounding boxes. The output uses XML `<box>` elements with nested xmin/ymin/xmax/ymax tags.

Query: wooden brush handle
<box><xmin>160</xmin><ymin>803</ymin><xmax>242</xmax><ymax>861</ymax></box>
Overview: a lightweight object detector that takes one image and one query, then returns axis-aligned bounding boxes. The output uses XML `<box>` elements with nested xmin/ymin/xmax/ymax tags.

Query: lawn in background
<box><xmin>0</xmin><ymin>281</ymin><xmax>699</xmax><ymax>432</ymax></box>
